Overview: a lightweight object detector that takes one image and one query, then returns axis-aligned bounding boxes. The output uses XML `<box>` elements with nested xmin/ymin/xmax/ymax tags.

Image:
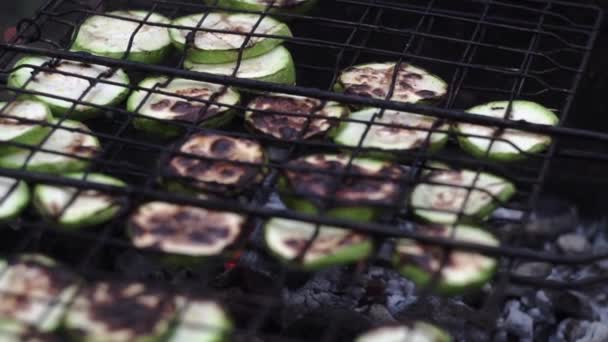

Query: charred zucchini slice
<box><xmin>0</xmin><ymin>100</ymin><xmax>52</xmax><ymax>156</ymax></box>
<box><xmin>335</xmin><ymin>62</ymin><xmax>447</xmax><ymax>104</ymax></box>
<box><xmin>71</xmin><ymin>11</ymin><xmax>172</xmax><ymax>64</ymax></box>
<box><xmin>207</xmin><ymin>0</ymin><xmax>317</xmax><ymax>15</ymax></box>
<box><xmin>411</xmin><ymin>168</ymin><xmax>515</xmax><ymax>224</ymax></box>
<box><xmin>264</xmin><ymin>218</ymin><xmax>372</xmax><ymax>270</ymax></box>
<box><xmin>393</xmin><ymin>225</ymin><xmax>499</xmax><ymax>295</ymax></box>
<box><xmin>245</xmin><ymin>93</ymin><xmax>348</xmax><ymax>140</ymax></box>
<box><xmin>64</xmin><ymin>282</ymin><xmax>175</xmax><ymax>342</ymax></box>
<box><xmin>127</xmin><ymin>76</ymin><xmax>240</xmax><ymax>138</ymax></box>
<box><xmin>0</xmin><ymin>120</ymin><xmax>101</xmax><ymax>173</ymax></box>
<box><xmin>128</xmin><ymin>201</ymin><xmax>245</xmax><ymax>258</ymax></box>
<box><xmin>0</xmin><ymin>254</ymin><xmax>79</xmax><ymax>332</ymax></box>
<box><xmin>184</xmin><ymin>45</ymin><xmax>296</xmax><ymax>86</ymax></box>
<box><xmin>280</xmin><ymin>154</ymin><xmax>406</xmax><ymax>221</ymax></box>
<box><xmin>0</xmin><ymin>177</ymin><xmax>29</xmax><ymax>222</ymax></box>
<box><xmin>8</xmin><ymin>56</ymin><xmax>130</xmax><ymax>118</ymax></box>
<box><xmin>169</xmin><ymin>297</ymin><xmax>232</xmax><ymax>342</ymax></box>
<box><xmin>33</xmin><ymin>173</ymin><xmax>126</xmax><ymax>229</ymax></box>
<box><xmin>166</xmin><ymin>133</ymin><xmax>266</xmax><ymax>194</ymax></box>
<box><xmin>169</xmin><ymin>12</ymin><xmax>292</xmax><ymax>64</ymax></box>
<box><xmin>355</xmin><ymin>322</ymin><xmax>451</xmax><ymax>342</ymax></box>
<box><xmin>333</xmin><ymin>108</ymin><xmax>448</xmax><ymax>154</ymax></box>
<box><xmin>455</xmin><ymin>101</ymin><xmax>559</xmax><ymax>161</ymax></box>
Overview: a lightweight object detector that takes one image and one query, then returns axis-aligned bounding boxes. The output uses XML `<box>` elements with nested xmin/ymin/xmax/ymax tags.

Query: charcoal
<box><xmin>513</xmin><ymin>262</ymin><xmax>552</xmax><ymax>278</ymax></box>
<box><xmin>553</xmin><ymin>319</ymin><xmax>608</xmax><ymax>342</ymax></box>
<box><xmin>365</xmin><ymin>303</ymin><xmax>398</xmax><ymax>324</ymax></box>
<box><xmin>525</xmin><ymin>197</ymin><xmax>579</xmax><ymax>239</ymax></box>
<box><xmin>547</xmin><ymin>291</ymin><xmax>596</xmax><ymax>321</ymax></box>
<box><xmin>499</xmin><ymin>300</ymin><xmax>533</xmax><ymax>342</ymax></box>
<box><xmin>284</xmin><ymin>307</ymin><xmax>372</xmax><ymax>341</ymax></box>
<box><xmin>557</xmin><ymin>233</ymin><xmax>590</xmax><ymax>254</ymax></box>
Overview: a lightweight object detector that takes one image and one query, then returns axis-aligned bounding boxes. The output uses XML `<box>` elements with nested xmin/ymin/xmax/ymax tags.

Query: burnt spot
<box><xmin>416</xmin><ymin>90</ymin><xmax>437</xmax><ymax>99</ymax></box>
<box><xmin>210</xmin><ymin>138</ymin><xmax>235</xmax><ymax>156</ymax></box>
<box><xmin>151</xmin><ymin>99</ymin><xmax>171</xmax><ymax>110</ymax></box>
<box><xmin>189</xmin><ymin>226</ymin><xmax>231</xmax><ymax>244</ymax></box>
<box><xmin>491</xmin><ymin>106</ymin><xmax>506</xmax><ymax>110</ymax></box>
<box><xmin>402</xmin><ymin>73</ymin><xmax>423</xmax><ymax>80</ymax></box>
<box><xmin>86</xmin><ymin>283</ymin><xmax>175</xmax><ymax>336</ymax></box>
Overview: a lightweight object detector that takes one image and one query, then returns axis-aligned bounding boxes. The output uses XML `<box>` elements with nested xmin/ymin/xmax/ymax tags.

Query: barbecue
<box><xmin>0</xmin><ymin>0</ymin><xmax>605</xmax><ymax>341</ymax></box>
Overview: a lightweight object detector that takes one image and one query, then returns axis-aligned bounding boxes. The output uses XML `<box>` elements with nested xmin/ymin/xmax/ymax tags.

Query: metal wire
<box><xmin>0</xmin><ymin>0</ymin><xmax>604</xmax><ymax>340</ymax></box>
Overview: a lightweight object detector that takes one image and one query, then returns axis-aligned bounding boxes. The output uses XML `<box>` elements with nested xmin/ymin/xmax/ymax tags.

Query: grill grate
<box><xmin>0</xmin><ymin>0</ymin><xmax>604</xmax><ymax>340</ymax></box>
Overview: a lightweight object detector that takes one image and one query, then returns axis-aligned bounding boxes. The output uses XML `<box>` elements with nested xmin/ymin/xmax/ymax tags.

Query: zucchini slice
<box><xmin>455</xmin><ymin>101</ymin><xmax>559</xmax><ymax>161</ymax></box>
<box><xmin>0</xmin><ymin>120</ymin><xmax>101</xmax><ymax>174</ymax></box>
<box><xmin>33</xmin><ymin>173</ymin><xmax>126</xmax><ymax>229</ymax></box>
<box><xmin>393</xmin><ymin>225</ymin><xmax>499</xmax><ymax>295</ymax></box>
<box><xmin>0</xmin><ymin>254</ymin><xmax>79</xmax><ymax>332</ymax></box>
<box><xmin>333</xmin><ymin>107</ymin><xmax>448</xmax><ymax>154</ymax></box>
<box><xmin>0</xmin><ymin>100</ymin><xmax>52</xmax><ymax>156</ymax></box>
<box><xmin>335</xmin><ymin>62</ymin><xmax>447</xmax><ymax>104</ymax></box>
<box><xmin>166</xmin><ymin>133</ymin><xmax>266</xmax><ymax>194</ymax></box>
<box><xmin>8</xmin><ymin>56</ymin><xmax>130</xmax><ymax>118</ymax></box>
<box><xmin>64</xmin><ymin>282</ymin><xmax>176</xmax><ymax>342</ymax></box>
<box><xmin>245</xmin><ymin>93</ymin><xmax>348</xmax><ymax>140</ymax></box>
<box><xmin>280</xmin><ymin>154</ymin><xmax>406</xmax><ymax>221</ymax></box>
<box><xmin>264</xmin><ymin>218</ymin><xmax>372</xmax><ymax>270</ymax></box>
<box><xmin>128</xmin><ymin>201</ymin><xmax>245</xmax><ymax>257</ymax></box>
<box><xmin>169</xmin><ymin>297</ymin><xmax>232</xmax><ymax>342</ymax></box>
<box><xmin>127</xmin><ymin>76</ymin><xmax>240</xmax><ymax>138</ymax></box>
<box><xmin>184</xmin><ymin>45</ymin><xmax>295</xmax><ymax>86</ymax></box>
<box><xmin>71</xmin><ymin>11</ymin><xmax>172</xmax><ymax>64</ymax></box>
<box><xmin>169</xmin><ymin>12</ymin><xmax>292</xmax><ymax>64</ymax></box>
<box><xmin>355</xmin><ymin>323</ymin><xmax>451</xmax><ymax>342</ymax></box>
<box><xmin>207</xmin><ymin>0</ymin><xmax>317</xmax><ymax>15</ymax></box>
<box><xmin>0</xmin><ymin>177</ymin><xmax>29</xmax><ymax>222</ymax></box>
<box><xmin>411</xmin><ymin>168</ymin><xmax>515</xmax><ymax>224</ymax></box>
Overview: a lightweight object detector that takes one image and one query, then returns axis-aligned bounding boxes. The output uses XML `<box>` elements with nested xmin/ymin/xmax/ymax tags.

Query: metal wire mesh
<box><xmin>0</xmin><ymin>0</ymin><xmax>604</xmax><ymax>340</ymax></box>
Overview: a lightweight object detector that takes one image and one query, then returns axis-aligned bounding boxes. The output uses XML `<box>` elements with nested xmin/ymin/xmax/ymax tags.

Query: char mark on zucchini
<box><xmin>246</xmin><ymin>93</ymin><xmax>347</xmax><ymax>140</ymax></box>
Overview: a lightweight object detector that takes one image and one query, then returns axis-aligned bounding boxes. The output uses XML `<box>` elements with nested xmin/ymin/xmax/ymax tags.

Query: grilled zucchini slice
<box><xmin>0</xmin><ymin>320</ymin><xmax>62</xmax><ymax>342</ymax></box>
<box><xmin>0</xmin><ymin>177</ymin><xmax>29</xmax><ymax>222</ymax></box>
<box><xmin>33</xmin><ymin>173</ymin><xmax>126</xmax><ymax>229</ymax></box>
<box><xmin>393</xmin><ymin>225</ymin><xmax>499</xmax><ymax>295</ymax></box>
<box><xmin>207</xmin><ymin>0</ymin><xmax>317</xmax><ymax>15</ymax></box>
<box><xmin>333</xmin><ymin>107</ymin><xmax>448</xmax><ymax>155</ymax></box>
<box><xmin>0</xmin><ymin>120</ymin><xmax>101</xmax><ymax>173</ymax></box>
<box><xmin>280</xmin><ymin>154</ymin><xmax>406</xmax><ymax>221</ymax></box>
<box><xmin>455</xmin><ymin>101</ymin><xmax>559</xmax><ymax>161</ymax></box>
<box><xmin>184</xmin><ymin>45</ymin><xmax>296</xmax><ymax>86</ymax></box>
<box><xmin>169</xmin><ymin>12</ymin><xmax>292</xmax><ymax>64</ymax></box>
<box><xmin>411</xmin><ymin>168</ymin><xmax>515</xmax><ymax>224</ymax></box>
<box><xmin>166</xmin><ymin>133</ymin><xmax>266</xmax><ymax>194</ymax></box>
<box><xmin>0</xmin><ymin>254</ymin><xmax>79</xmax><ymax>332</ymax></box>
<box><xmin>355</xmin><ymin>323</ymin><xmax>451</xmax><ymax>342</ymax></box>
<box><xmin>127</xmin><ymin>76</ymin><xmax>240</xmax><ymax>138</ymax></box>
<box><xmin>71</xmin><ymin>11</ymin><xmax>172</xmax><ymax>64</ymax></box>
<box><xmin>264</xmin><ymin>218</ymin><xmax>372</xmax><ymax>270</ymax></box>
<box><xmin>245</xmin><ymin>93</ymin><xmax>348</xmax><ymax>141</ymax></box>
<box><xmin>128</xmin><ymin>201</ymin><xmax>245</xmax><ymax>260</ymax></box>
<box><xmin>335</xmin><ymin>62</ymin><xmax>447</xmax><ymax>104</ymax></box>
<box><xmin>0</xmin><ymin>100</ymin><xmax>52</xmax><ymax>156</ymax></box>
<box><xmin>8</xmin><ymin>56</ymin><xmax>130</xmax><ymax>118</ymax></box>
<box><xmin>64</xmin><ymin>282</ymin><xmax>175</xmax><ymax>342</ymax></box>
<box><xmin>169</xmin><ymin>297</ymin><xmax>232</xmax><ymax>342</ymax></box>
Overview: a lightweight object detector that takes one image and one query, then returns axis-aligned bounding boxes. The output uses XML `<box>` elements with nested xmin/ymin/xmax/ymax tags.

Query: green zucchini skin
<box><xmin>206</xmin><ymin>0</ymin><xmax>318</xmax><ymax>16</ymax></box>
<box><xmin>71</xmin><ymin>11</ymin><xmax>173</xmax><ymax>65</ymax></box>
<box><xmin>8</xmin><ymin>56</ymin><xmax>130</xmax><ymax>119</ymax></box>
<box><xmin>0</xmin><ymin>178</ymin><xmax>30</xmax><ymax>222</ymax></box>
<box><xmin>392</xmin><ymin>225</ymin><xmax>499</xmax><ymax>295</ymax></box>
<box><xmin>0</xmin><ymin>120</ymin><xmax>101</xmax><ymax>174</ymax></box>
<box><xmin>32</xmin><ymin>173</ymin><xmax>126</xmax><ymax>230</ymax></box>
<box><xmin>169</xmin><ymin>13</ymin><xmax>292</xmax><ymax>64</ymax></box>
<box><xmin>0</xmin><ymin>100</ymin><xmax>53</xmax><ymax>156</ymax></box>
<box><xmin>126</xmin><ymin>76</ymin><xmax>241</xmax><ymax>138</ymax></box>
<box><xmin>184</xmin><ymin>45</ymin><xmax>296</xmax><ymax>88</ymax></box>
<box><xmin>264</xmin><ymin>218</ymin><xmax>373</xmax><ymax>271</ymax></box>
<box><xmin>455</xmin><ymin>100</ymin><xmax>559</xmax><ymax>161</ymax></box>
